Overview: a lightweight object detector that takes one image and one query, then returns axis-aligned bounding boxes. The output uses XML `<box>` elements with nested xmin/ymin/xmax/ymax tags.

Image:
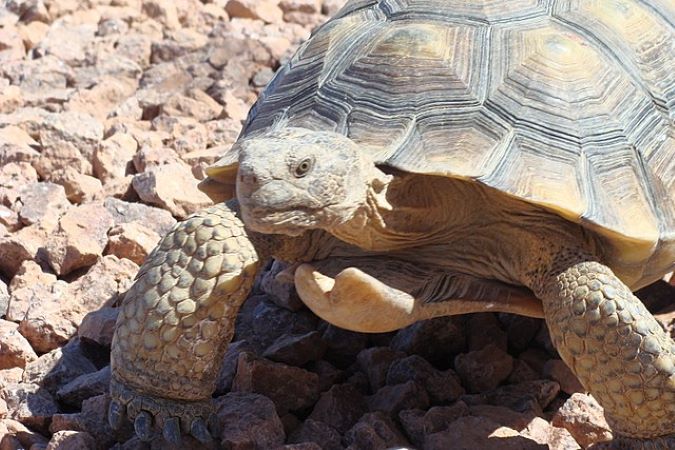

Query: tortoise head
<box><xmin>236</xmin><ymin>128</ymin><xmax>390</xmax><ymax>236</ymax></box>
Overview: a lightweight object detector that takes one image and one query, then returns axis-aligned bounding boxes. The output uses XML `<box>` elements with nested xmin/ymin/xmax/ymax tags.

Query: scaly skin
<box><xmin>110</xmin><ymin>201</ymin><xmax>267</xmax><ymax>441</ymax></box>
<box><xmin>538</xmin><ymin>261</ymin><xmax>675</xmax><ymax>442</ymax></box>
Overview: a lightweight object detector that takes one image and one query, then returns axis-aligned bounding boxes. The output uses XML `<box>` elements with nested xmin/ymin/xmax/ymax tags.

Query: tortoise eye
<box><xmin>293</xmin><ymin>157</ymin><xmax>314</xmax><ymax>178</ymax></box>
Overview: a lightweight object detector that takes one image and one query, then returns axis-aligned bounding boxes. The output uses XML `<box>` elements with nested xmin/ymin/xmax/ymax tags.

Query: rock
<box><xmin>215</xmin><ymin>340</ymin><xmax>255</xmax><ymax>395</ymax></box>
<box><xmin>398</xmin><ymin>402</ymin><xmax>470</xmax><ymax>448</ymax></box>
<box><xmin>16</xmin><ymin>182</ymin><xmax>70</xmax><ymax>228</ymax></box>
<box><xmin>77</xmin><ymin>307</ymin><xmax>119</xmax><ymax>348</ymax></box>
<box><xmin>0</xmin><ymin>417</ymin><xmax>50</xmax><ymax>450</ymax></box>
<box><xmin>0</xmin><ymin>281</ymin><xmax>8</xmax><ymax>318</ymax></box>
<box><xmin>93</xmin><ymin>133</ymin><xmax>137</xmax><ymax>184</ymax></box>
<box><xmin>288</xmin><ymin>419</ymin><xmax>342</xmax><ymax>450</ymax></box>
<box><xmin>151</xmin><ymin>28</ymin><xmax>209</xmax><ymax>63</ymax></box>
<box><xmin>356</xmin><ymin>347</ymin><xmax>406</xmax><ymax>393</ymax></box>
<box><xmin>46</xmin><ymin>431</ymin><xmax>96</xmax><ymax>450</ymax></box>
<box><xmin>454</xmin><ymin>344</ymin><xmax>514</xmax><ymax>393</ymax></box>
<box><xmin>22</xmin><ymin>339</ymin><xmax>98</xmax><ymax>396</ymax></box>
<box><xmin>321</xmin><ymin>324</ymin><xmax>368</xmax><ymax>367</ymax></box>
<box><xmin>258</xmin><ymin>260</ymin><xmax>304</xmax><ymax>311</ymax></box>
<box><xmin>0</xmin><ymin>225</ymin><xmax>48</xmax><ymax>278</ymax></box>
<box><xmin>551</xmin><ymin>393</ymin><xmax>613</xmax><ymax>448</ymax></box>
<box><xmin>468</xmin><ymin>404</ymin><xmax>537</xmax><ymax>430</ymax></box>
<box><xmin>424</xmin><ymin>416</ymin><xmax>545</xmax><ymax>450</ymax></box>
<box><xmin>322</xmin><ymin>0</ymin><xmax>345</xmax><ymax>16</ymax></box>
<box><xmin>1</xmin><ymin>383</ymin><xmax>59</xmax><ymax>432</ymax></box>
<box><xmin>44</xmin><ymin>203</ymin><xmax>115</xmax><ymax>275</ymax></box>
<box><xmin>132</xmin><ymin>162</ymin><xmax>212</xmax><ymax>218</ymax></box>
<box><xmin>103</xmin><ymin>197</ymin><xmax>176</xmax><ymax>236</ymax></box>
<box><xmin>215</xmin><ymin>392</ymin><xmax>285</xmax><ymax>449</ymax></box>
<box><xmin>262</xmin><ymin>331</ymin><xmax>326</xmax><ymax>367</ymax></box>
<box><xmin>160</xmin><ymin>88</ymin><xmax>223</xmax><ymax>121</ymax></box>
<box><xmin>542</xmin><ymin>359</ymin><xmax>583</xmax><ymax>396</ymax></box>
<box><xmin>49</xmin><ymin>394</ymin><xmax>123</xmax><ymax>449</ymax></box>
<box><xmin>307</xmin><ymin>383</ymin><xmax>368</xmax><ymax>433</ymax></box>
<box><xmin>232</xmin><ymin>352</ymin><xmax>320</xmax><ymax>413</ymax></box>
<box><xmin>368</xmin><ymin>381</ymin><xmax>429</xmax><ymax>418</ymax></box>
<box><xmin>50</xmin><ymin>169</ymin><xmax>104</xmax><ymax>204</ymax></box>
<box><xmin>0</xmin><ymin>25</ymin><xmax>26</xmax><ymax>62</ymax></box>
<box><xmin>38</xmin><ymin>111</ymin><xmax>103</xmax><ymax>164</ymax></box>
<box><xmin>390</xmin><ymin>316</ymin><xmax>466</xmax><ymax>366</ymax></box>
<box><xmin>55</xmin><ymin>366</ymin><xmax>110</xmax><ymax>409</ymax></box>
<box><xmin>307</xmin><ymin>359</ymin><xmax>344</xmax><ymax>393</ymax></box>
<box><xmin>499</xmin><ymin>314</ymin><xmax>542</xmax><ymax>352</ymax></box>
<box><xmin>0</xmin><ymin>161</ymin><xmax>39</xmax><ymax>208</ymax></box>
<box><xmin>0</xmin><ymin>320</ymin><xmax>37</xmax><ymax>369</ymax></box>
<box><xmin>105</xmin><ymin>222</ymin><xmax>161</xmax><ymax>266</ymax></box>
<box><xmin>467</xmin><ymin>313</ymin><xmax>508</xmax><ymax>351</ymax></box>
<box><xmin>225</xmin><ymin>0</ymin><xmax>283</xmax><ymax>24</ymax></box>
<box><xmin>344</xmin><ymin>411</ymin><xmax>410</xmax><ymax>450</ymax></box>
<box><xmin>66</xmin><ymin>255</ymin><xmax>138</xmax><ymax>313</ymax></box>
<box><xmin>520</xmin><ymin>417</ymin><xmax>580</xmax><ymax>450</ymax></box>
<box><xmin>17</xmin><ymin>283</ymin><xmax>75</xmax><ymax>354</ymax></box>
<box><xmin>0</xmin><ymin>84</ymin><xmax>23</xmax><ymax>114</ymax></box>
<box><xmin>507</xmin><ymin>358</ymin><xmax>540</xmax><ymax>384</ymax></box>
<box><xmin>141</xmin><ymin>0</ymin><xmax>180</xmax><ymax>30</ymax></box>
<box><xmin>461</xmin><ymin>380</ymin><xmax>561</xmax><ymax>416</ymax></box>
<box><xmin>386</xmin><ymin>355</ymin><xmax>464</xmax><ymax>404</ymax></box>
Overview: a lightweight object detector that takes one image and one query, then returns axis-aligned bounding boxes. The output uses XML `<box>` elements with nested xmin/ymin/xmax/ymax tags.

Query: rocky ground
<box><xmin>0</xmin><ymin>0</ymin><xmax>674</xmax><ymax>449</ymax></box>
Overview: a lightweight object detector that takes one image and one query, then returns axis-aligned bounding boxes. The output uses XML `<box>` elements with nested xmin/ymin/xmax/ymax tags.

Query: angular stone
<box><xmin>454</xmin><ymin>344</ymin><xmax>514</xmax><ymax>393</ymax></box>
<box><xmin>461</xmin><ymin>380</ymin><xmax>561</xmax><ymax>416</ymax></box>
<box><xmin>263</xmin><ymin>331</ymin><xmax>326</xmax><ymax>367</ymax></box>
<box><xmin>306</xmin><ymin>359</ymin><xmax>344</xmax><ymax>393</ymax></box>
<box><xmin>424</xmin><ymin>416</ymin><xmax>544</xmax><ymax>450</ymax></box>
<box><xmin>16</xmin><ymin>182</ymin><xmax>70</xmax><ymax>228</ymax></box>
<box><xmin>356</xmin><ymin>346</ymin><xmax>406</xmax><ymax>393</ymax></box>
<box><xmin>0</xmin><ymin>417</ymin><xmax>50</xmax><ymax>450</ymax></box>
<box><xmin>0</xmin><ymin>280</ymin><xmax>8</xmax><ymax>318</ymax></box>
<box><xmin>66</xmin><ymin>255</ymin><xmax>138</xmax><ymax>313</ymax></box>
<box><xmin>132</xmin><ymin>162</ymin><xmax>212</xmax><ymax>218</ymax></box>
<box><xmin>344</xmin><ymin>411</ymin><xmax>410</xmax><ymax>450</ymax></box>
<box><xmin>215</xmin><ymin>392</ymin><xmax>285</xmax><ymax>449</ymax></box>
<box><xmin>160</xmin><ymin>88</ymin><xmax>223</xmax><ymax>122</ymax></box>
<box><xmin>390</xmin><ymin>316</ymin><xmax>466</xmax><ymax>366</ymax></box>
<box><xmin>469</xmin><ymin>404</ymin><xmax>537</xmax><ymax>430</ymax></box>
<box><xmin>38</xmin><ymin>111</ymin><xmax>103</xmax><ymax>163</ymax></box>
<box><xmin>551</xmin><ymin>393</ymin><xmax>613</xmax><ymax>448</ymax></box>
<box><xmin>521</xmin><ymin>417</ymin><xmax>580</xmax><ymax>450</ymax></box>
<box><xmin>499</xmin><ymin>314</ymin><xmax>542</xmax><ymax>353</ymax></box>
<box><xmin>77</xmin><ymin>307</ymin><xmax>119</xmax><ymax>348</ymax></box>
<box><xmin>288</xmin><ymin>419</ymin><xmax>342</xmax><ymax>450</ymax></box>
<box><xmin>507</xmin><ymin>358</ymin><xmax>540</xmax><ymax>384</ymax></box>
<box><xmin>258</xmin><ymin>260</ymin><xmax>304</xmax><ymax>311</ymax></box>
<box><xmin>46</xmin><ymin>431</ymin><xmax>96</xmax><ymax>450</ymax></box>
<box><xmin>17</xmin><ymin>283</ymin><xmax>75</xmax><ymax>353</ymax></box>
<box><xmin>103</xmin><ymin>197</ymin><xmax>176</xmax><ymax>236</ymax></box>
<box><xmin>232</xmin><ymin>352</ymin><xmax>320</xmax><ymax>413</ymax></box>
<box><xmin>307</xmin><ymin>383</ymin><xmax>368</xmax><ymax>434</ymax></box>
<box><xmin>225</xmin><ymin>0</ymin><xmax>283</xmax><ymax>23</ymax></box>
<box><xmin>387</xmin><ymin>355</ymin><xmax>464</xmax><ymax>404</ymax></box>
<box><xmin>321</xmin><ymin>324</ymin><xmax>368</xmax><ymax>367</ymax></box>
<box><xmin>1</xmin><ymin>383</ymin><xmax>59</xmax><ymax>432</ymax></box>
<box><xmin>50</xmin><ymin>168</ymin><xmax>104</xmax><ymax>204</ymax></box>
<box><xmin>368</xmin><ymin>381</ymin><xmax>429</xmax><ymax>418</ymax></box>
<box><xmin>468</xmin><ymin>313</ymin><xmax>508</xmax><ymax>352</ymax></box>
<box><xmin>215</xmin><ymin>340</ymin><xmax>255</xmax><ymax>395</ymax></box>
<box><xmin>398</xmin><ymin>402</ymin><xmax>470</xmax><ymax>448</ymax></box>
<box><xmin>0</xmin><ymin>225</ymin><xmax>49</xmax><ymax>279</ymax></box>
<box><xmin>0</xmin><ymin>319</ymin><xmax>37</xmax><ymax>369</ymax></box>
<box><xmin>56</xmin><ymin>366</ymin><xmax>111</xmax><ymax>409</ymax></box>
<box><xmin>0</xmin><ymin>161</ymin><xmax>39</xmax><ymax>208</ymax></box>
<box><xmin>49</xmin><ymin>394</ymin><xmax>123</xmax><ymax>450</ymax></box>
<box><xmin>93</xmin><ymin>133</ymin><xmax>137</xmax><ymax>184</ymax></box>
<box><xmin>105</xmin><ymin>222</ymin><xmax>161</xmax><ymax>266</ymax></box>
<box><xmin>543</xmin><ymin>359</ymin><xmax>583</xmax><ymax>396</ymax></box>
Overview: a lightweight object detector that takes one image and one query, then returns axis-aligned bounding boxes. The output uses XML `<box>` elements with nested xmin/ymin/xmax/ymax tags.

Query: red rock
<box><xmin>356</xmin><ymin>346</ymin><xmax>406</xmax><ymax>392</ymax></box>
<box><xmin>424</xmin><ymin>416</ymin><xmax>543</xmax><ymax>450</ymax></box>
<box><xmin>308</xmin><ymin>383</ymin><xmax>368</xmax><ymax>434</ymax></box>
<box><xmin>368</xmin><ymin>381</ymin><xmax>429</xmax><ymax>418</ymax></box>
<box><xmin>0</xmin><ymin>417</ymin><xmax>50</xmax><ymax>450</ymax></box>
<box><xmin>467</xmin><ymin>312</ymin><xmax>508</xmax><ymax>351</ymax></box>
<box><xmin>288</xmin><ymin>419</ymin><xmax>342</xmax><ymax>450</ymax></box>
<box><xmin>215</xmin><ymin>392</ymin><xmax>285</xmax><ymax>449</ymax></box>
<box><xmin>105</xmin><ymin>222</ymin><xmax>161</xmax><ymax>266</ymax></box>
<box><xmin>344</xmin><ymin>411</ymin><xmax>410</xmax><ymax>449</ymax></box>
<box><xmin>39</xmin><ymin>111</ymin><xmax>103</xmax><ymax>164</ymax></box>
<box><xmin>0</xmin><ymin>320</ymin><xmax>37</xmax><ymax>369</ymax></box>
<box><xmin>551</xmin><ymin>393</ymin><xmax>613</xmax><ymax>448</ymax></box>
<box><xmin>387</xmin><ymin>355</ymin><xmax>464</xmax><ymax>404</ymax></box>
<box><xmin>454</xmin><ymin>344</ymin><xmax>514</xmax><ymax>393</ymax></box>
<box><xmin>49</xmin><ymin>168</ymin><xmax>104</xmax><ymax>204</ymax></box>
<box><xmin>0</xmin><ymin>225</ymin><xmax>50</xmax><ymax>279</ymax></box>
<box><xmin>390</xmin><ymin>316</ymin><xmax>466</xmax><ymax>367</ymax></box>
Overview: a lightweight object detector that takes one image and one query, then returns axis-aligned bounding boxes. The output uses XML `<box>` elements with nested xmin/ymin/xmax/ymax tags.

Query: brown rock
<box><xmin>499</xmin><ymin>314</ymin><xmax>542</xmax><ymax>352</ymax></box>
<box><xmin>543</xmin><ymin>359</ymin><xmax>583</xmax><ymax>396</ymax></box>
<box><xmin>1</xmin><ymin>383</ymin><xmax>59</xmax><ymax>432</ymax></box>
<box><xmin>308</xmin><ymin>383</ymin><xmax>368</xmax><ymax>433</ymax></box>
<box><xmin>551</xmin><ymin>393</ymin><xmax>613</xmax><ymax>448</ymax></box>
<box><xmin>39</xmin><ymin>111</ymin><xmax>103</xmax><ymax>164</ymax></box>
<box><xmin>215</xmin><ymin>340</ymin><xmax>255</xmax><ymax>395</ymax></box>
<box><xmin>386</xmin><ymin>355</ymin><xmax>464</xmax><ymax>404</ymax></box>
<box><xmin>356</xmin><ymin>346</ymin><xmax>406</xmax><ymax>392</ymax></box>
<box><xmin>521</xmin><ymin>417</ymin><xmax>580</xmax><ymax>450</ymax></box>
<box><xmin>105</xmin><ymin>222</ymin><xmax>161</xmax><ymax>266</ymax></box>
<box><xmin>141</xmin><ymin>0</ymin><xmax>181</xmax><ymax>30</ymax></box>
<box><xmin>368</xmin><ymin>381</ymin><xmax>429</xmax><ymax>418</ymax></box>
<box><xmin>225</xmin><ymin>0</ymin><xmax>283</xmax><ymax>23</ymax></box>
<box><xmin>288</xmin><ymin>419</ymin><xmax>342</xmax><ymax>450</ymax></box>
<box><xmin>44</xmin><ymin>203</ymin><xmax>114</xmax><ymax>276</ymax></box>
<box><xmin>49</xmin><ymin>394</ymin><xmax>120</xmax><ymax>450</ymax></box>
<box><xmin>424</xmin><ymin>416</ymin><xmax>545</xmax><ymax>450</ymax></box>
<box><xmin>16</xmin><ymin>182</ymin><xmax>70</xmax><ymax>228</ymax></box>
<box><xmin>67</xmin><ymin>255</ymin><xmax>138</xmax><ymax>311</ymax></box>
<box><xmin>0</xmin><ymin>84</ymin><xmax>23</xmax><ymax>114</ymax></box>
<box><xmin>0</xmin><ymin>25</ymin><xmax>26</xmax><ymax>62</ymax></box>
<box><xmin>65</xmin><ymin>78</ymin><xmax>139</xmax><ymax>121</ymax></box>
<box><xmin>17</xmin><ymin>282</ymin><xmax>74</xmax><ymax>353</ymax></box>
<box><xmin>17</xmin><ymin>21</ymin><xmax>49</xmax><ymax>50</ymax></box>
<box><xmin>0</xmin><ymin>416</ymin><xmax>51</xmax><ymax>450</ymax></box>
<box><xmin>46</xmin><ymin>431</ymin><xmax>96</xmax><ymax>450</ymax></box>
<box><xmin>398</xmin><ymin>402</ymin><xmax>470</xmax><ymax>448</ymax></box>
<box><xmin>0</xmin><ymin>225</ymin><xmax>50</xmax><ymax>279</ymax></box>
<box><xmin>132</xmin><ymin>162</ymin><xmax>212</xmax><ymax>218</ymax></box>
<box><xmin>115</xmin><ymin>33</ymin><xmax>153</xmax><ymax>68</ymax></box>
<box><xmin>390</xmin><ymin>316</ymin><xmax>466</xmax><ymax>366</ymax></box>
<box><xmin>0</xmin><ymin>161</ymin><xmax>39</xmax><ymax>208</ymax></box>
<box><xmin>321</xmin><ymin>324</ymin><xmax>368</xmax><ymax>367</ymax></box>
<box><xmin>344</xmin><ymin>411</ymin><xmax>410</xmax><ymax>450</ymax></box>
<box><xmin>232</xmin><ymin>352</ymin><xmax>320</xmax><ymax>413</ymax></box>
<box><xmin>454</xmin><ymin>344</ymin><xmax>514</xmax><ymax>393</ymax></box>
<box><xmin>263</xmin><ymin>331</ymin><xmax>327</xmax><ymax>367</ymax></box>
<box><xmin>35</xmin><ymin>23</ymin><xmax>95</xmax><ymax>65</ymax></box>
<box><xmin>507</xmin><ymin>358</ymin><xmax>540</xmax><ymax>384</ymax></box>
<box><xmin>215</xmin><ymin>392</ymin><xmax>285</xmax><ymax>449</ymax></box>
<box><xmin>49</xmin><ymin>168</ymin><xmax>104</xmax><ymax>204</ymax></box>
<box><xmin>469</xmin><ymin>404</ymin><xmax>537</xmax><ymax>431</ymax></box>
<box><xmin>462</xmin><ymin>380</ymin><xmax>560</xmax><ymax>416</ymax></box>
<box><xmin>132</xmin><ymin>143</ymin><xmax>182</xmax><ymax>172</ymax></box>
<box><xmin>34</xmin><ymin>142</ymin><xmax>92</xmax><ymax>182</ymax></box>
<box><xmin>0</xmin><ymin>320</ymin><xmax>37</xmax><ymax>369</ymax></box>
<box><xmin>161</xmin><ymin>88</ymin><xmax>223</xmax><ymax>122</ymax></box>
<box><xmin>468</xmin><ymin>313</ymin><xmax>508</xmax><ymax>351</ymax></box>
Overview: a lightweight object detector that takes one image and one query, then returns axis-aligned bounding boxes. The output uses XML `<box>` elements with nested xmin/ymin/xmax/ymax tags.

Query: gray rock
<box><xmin>263</xmin><ymin>331</ymin><xmax>326</xmax><ymax>367</ymax></box>
<box><xmin>344</xmin><ymin>411</ymin><xmax>410</xmax><ymax>450</ymax></box>
<box><xmin>399</xmin><ymin>402</ymin><xmax>470</xmax><ymax>448</ymax></box>
<box><xmin>288</xmin><ymin>419</ymin><xmax>343</xmax><ymax>450</ymax></box>
<box><xmin>390</xmin><ymin>316</ymin><xmax>466</xmax><ymax>366</ymax></box>
<box><xmin>1</xmin><ymin>383</ymin><xmax>59</xmax><ymax>432</ymax></box>
<box><xmin>77</xmin><ymin>307</ymin><xmax>119</xmax><ymax>348</ymax></box>
<box><xmin>56</xmin><ymin>366</ymin><xmax>111</xmax><ymax>408</ymax></box>
<box><xmin>258</xmin><ymin>260</ymin><xmax>305</xmax><ymax>311</ymax></box>
<box><xmin>103</xmin><ymin>197</ymin><xmax>176</xmax><ymax>236</ymax></box>
<box><xmin>321</xmin><ymin>324</ymin><xmax>368</xmax><ymax>367</ymax></box>
<box><xmin>356</xmin><ymin>346</ymin><xmax>406</xmax><ymax>393</ymax></box>
<box><xmin>215</xmin><ymin>340</ymin><xmax>255</xmax><ymax>395</ymax></box>
<box><xmin>386</xmin><ymin>355</ymin><xmax>464</xmax><ymax>404</ymax></box>
<box><xmin>461</xmin><ymin>380</ymin><xmax>561</xmax><ymax>415</ymax></box>
<box><xmin>368</xmin><ymin>381</ymin><xmax>429</xmax><ymax>418</ymax></box>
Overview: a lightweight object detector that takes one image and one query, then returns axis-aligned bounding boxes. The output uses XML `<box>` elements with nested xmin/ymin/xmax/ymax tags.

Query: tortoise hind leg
<box><xmin>109</xmin><ymin>201</ymin><xmax>268</xmax><ymax>445</ymax></box>
<box><xmin>535</xmin><ymin>259</ymin><xmax>675</xmax><ymax>443</ymax></box>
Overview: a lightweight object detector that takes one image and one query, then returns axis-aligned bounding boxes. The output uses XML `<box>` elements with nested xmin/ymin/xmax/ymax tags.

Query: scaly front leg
<box><xmin>536</xmin><ymin>259</ymin><xmax>675</xmax><ymax>445</ymax></box>
<box><xmin>109</xmin><ymin>201</ymin><xmax>275</xmax><ymax>445</ymax></box>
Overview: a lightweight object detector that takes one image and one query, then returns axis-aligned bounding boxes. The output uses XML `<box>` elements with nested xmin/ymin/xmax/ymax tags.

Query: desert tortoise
<box><xmin>110</xmin><ymin>0</ymin><xmax>675</xmax><ymax>446</ymax></box>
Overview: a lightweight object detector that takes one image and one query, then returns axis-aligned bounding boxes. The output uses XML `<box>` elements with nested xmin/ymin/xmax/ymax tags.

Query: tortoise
<box><xmin>109</xmin><ymin>0</ymin><xmax>675</xmax><ymax>446</ymax></box>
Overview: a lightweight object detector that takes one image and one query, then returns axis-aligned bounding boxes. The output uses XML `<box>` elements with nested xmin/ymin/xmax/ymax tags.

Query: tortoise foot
<box><xmin>109</xmin><ymin>378</ymin><xmax>218</xmax><ymax>448</ymax></box>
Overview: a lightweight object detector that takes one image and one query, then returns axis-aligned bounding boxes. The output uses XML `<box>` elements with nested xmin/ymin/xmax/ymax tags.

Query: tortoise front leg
<box><xmin>536</xmin><ymin>260</ymin><xmax>675</xmax><ymax>443</ymax></box>
<box><xmin>109</xmin><ymin>201</ymin><xmax>273</xmax><ymax>445</ymax></box>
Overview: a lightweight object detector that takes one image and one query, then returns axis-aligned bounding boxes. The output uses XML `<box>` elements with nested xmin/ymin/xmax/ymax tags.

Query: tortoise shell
<box><xmin>205</xmin><ymin>0</ymin><xmax>675</xmax><ymax>288</ymax></box>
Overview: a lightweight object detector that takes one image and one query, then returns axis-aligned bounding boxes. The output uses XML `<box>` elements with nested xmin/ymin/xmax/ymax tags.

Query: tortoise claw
<box><xmin>162</xmin><ymin>417</ymin><xmax>181</xmax><ymax>446</ymax></box>
<box><xmin>108</xmin><ymin>399</ymin><xmax>125</xmax><ymax>430</ymax></box>
<box><xmin>134</xmin><ymin>411</ymin><xmax>154</xmax><ymax>442</ymax></box>
<box><xmin>191</xmin><ymin>418</ymin><xmax>213</xmax><ymax>444</ymax></box>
